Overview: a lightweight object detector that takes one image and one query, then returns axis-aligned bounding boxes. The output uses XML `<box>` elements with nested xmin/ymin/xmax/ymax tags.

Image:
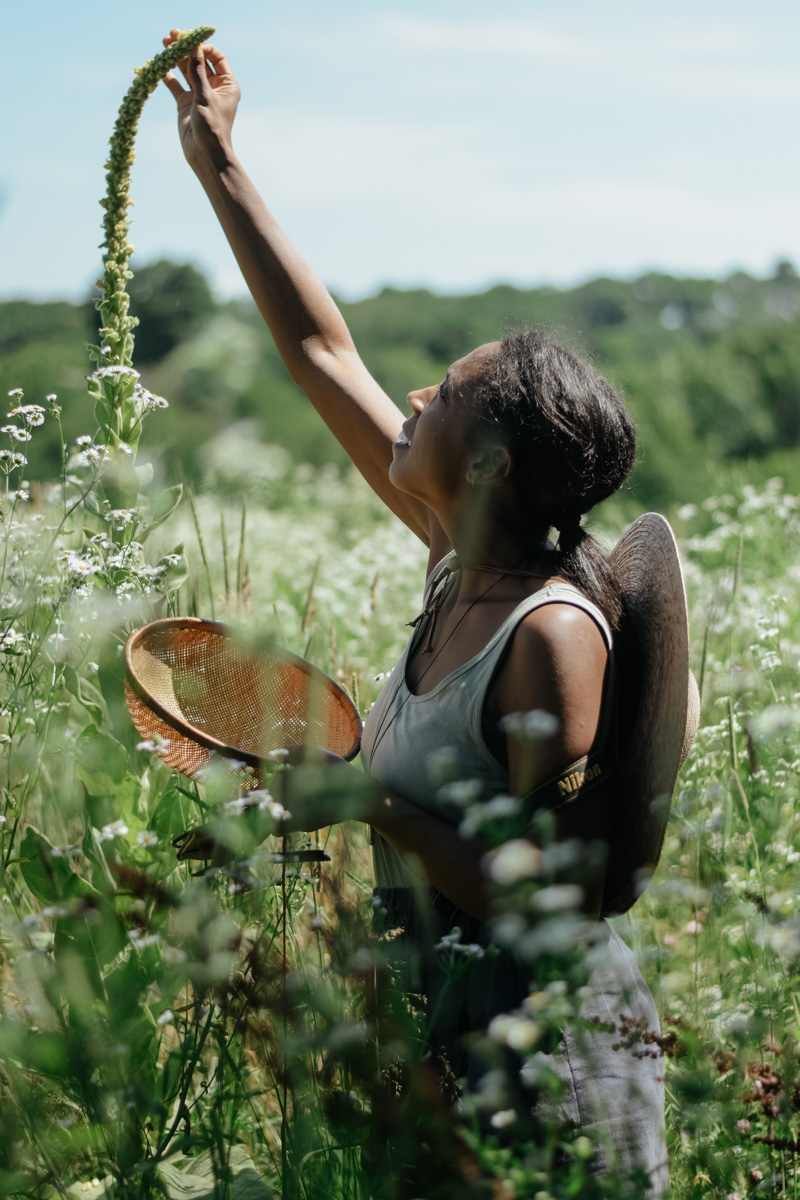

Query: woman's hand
<box><xmin>162</xmin><ymin>29</ymin><xmax>241</xmax><ymax>172</ymax></box>
<box><xmin>279</xmin><ymin>751</ymin><xmax>380</xmax><ymax>833</ymax></box>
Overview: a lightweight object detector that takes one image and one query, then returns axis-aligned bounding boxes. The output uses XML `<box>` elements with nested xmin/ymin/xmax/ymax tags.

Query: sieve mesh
<box><xmin>125</xmin><ymin>618</ymin><xmax>361</xmax><ymax>782</ymax></box>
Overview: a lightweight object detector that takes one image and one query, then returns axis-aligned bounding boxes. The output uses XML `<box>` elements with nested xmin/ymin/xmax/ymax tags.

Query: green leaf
<box><xmin>135</xmin><ymin>462</ymin><xmax>154</xmax><ymax>491</ymax></box>
<box><xmin>140</xmin><ymin>483</ymin><xmax>183</xmax><ymax>543</ymax></box>
<box><xmin>149</xmin><ymin>780</ymin><xmax>193</xmax><ymax>843</ymax></box>
<box><xmin>83</xmin><ymin>490</ymin><xmax>102</xmax><ymax>516</ymax></box>
<box><xmin>63</xmin><ymin>668</ymin><xmax>110</xmax><ymax>727</ymax></box>
<box><xmin>75</xmin><ymin>726</ymin><xmax>141</xmax><ymax>828</ymax></box>
<box><xmin>161</xmin><ymin>541</ymin><xmax>189</xmax><ymax>591</ymax></box>
<box><xmin>19</xmin><ymin>827</ymin><xmax>99</xmax><ymax>905</ymax></box>
<box><xmin>23</xmin><ymin>1029</ymin><xmax>72</xmax><ymax>1077</ymax></box>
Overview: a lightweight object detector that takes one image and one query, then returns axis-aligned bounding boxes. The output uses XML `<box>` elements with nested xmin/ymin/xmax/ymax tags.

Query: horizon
<box><xmin>4</xmin><ymin>256</ymin><xmax>797</xmax><ymax>309</ymax></box>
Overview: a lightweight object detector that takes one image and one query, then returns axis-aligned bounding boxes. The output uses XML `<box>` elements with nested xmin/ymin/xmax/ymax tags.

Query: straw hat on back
<box><xmin>600</xmin><ymin>512</ymin><xmax>699</xmax><ymax>916</ymax></box>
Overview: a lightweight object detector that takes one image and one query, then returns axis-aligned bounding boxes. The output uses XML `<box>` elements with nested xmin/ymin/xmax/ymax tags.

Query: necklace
<box><xmin>366</xmin><ymin>562</ymin><xmax>511</xmax><ymax>767</ymax></box>
<box><xmin>454</xmin><ymin>555</ymin><xmax>550</xmax><ymax>580</ymax></box>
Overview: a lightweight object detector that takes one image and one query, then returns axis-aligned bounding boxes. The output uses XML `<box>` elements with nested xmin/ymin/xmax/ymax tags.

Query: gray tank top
<box><xmin>360</xmin><ymin>552</ymin><xmax>613</xmax><ymax>888</ymax></box>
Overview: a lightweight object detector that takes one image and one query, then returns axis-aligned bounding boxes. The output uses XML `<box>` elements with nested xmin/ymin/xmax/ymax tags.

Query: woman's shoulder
<box><xmin>511</xmin><ymin>596</ymin><xmax>609</xmax><ymax>678</ymax></box>
<box><xmin>491</xmin><ymin>587</ymin><xmax>610</xmax><ymax>765</ymax></box>
<box><xmin>516</xmin><ymin>578</ymin><xmax>613</xmax><ymax>651</ymax></box>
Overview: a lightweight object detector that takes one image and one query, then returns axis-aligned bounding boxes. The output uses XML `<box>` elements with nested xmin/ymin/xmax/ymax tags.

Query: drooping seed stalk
<box><xmin>97</xmin><ymin>26</ymin><xmax>215</xmax><ymax>368</ymax></box>
<box><xmin>89</xmin><ymin>27</ymin><xmax>215</xmax><ymax>464</ymax></box>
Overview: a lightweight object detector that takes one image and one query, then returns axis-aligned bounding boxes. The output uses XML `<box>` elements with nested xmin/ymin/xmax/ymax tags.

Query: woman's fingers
<box><xmin>187</xmin><ymin>44</ymin><xmax>215</xmax><ymax>101</ymax></box>
<box><xmin>163</xmin><ymin>70</ymin><xmax>187</xmax><ymax>101</ymax></box>
<box><xmin>202</xmin><ymin>43</ymin><xmax>235</xmax><ymax>82</ymax></box>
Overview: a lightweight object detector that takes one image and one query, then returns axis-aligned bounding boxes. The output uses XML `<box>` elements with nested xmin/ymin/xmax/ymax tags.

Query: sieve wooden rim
<box><xmin>124</xmin><ymin>617</ymin><xmax>362</xmax><ymax>765</ymax></box>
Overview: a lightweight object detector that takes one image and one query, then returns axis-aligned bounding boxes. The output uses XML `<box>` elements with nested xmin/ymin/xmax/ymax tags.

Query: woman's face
<box><xmin>389</xmin><ymin>342</ymin><xmax>501</xmax><ymax>513</ymax></box>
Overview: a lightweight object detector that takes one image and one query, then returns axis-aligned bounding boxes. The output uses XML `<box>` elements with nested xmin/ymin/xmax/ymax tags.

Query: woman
<box><xmin>164</xmin><ymin>33</ymin><xmax>669</xmax><ymax>1195</ymax></box>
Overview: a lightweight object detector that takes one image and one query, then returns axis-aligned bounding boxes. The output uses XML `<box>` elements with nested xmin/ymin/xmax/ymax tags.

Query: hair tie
<box><xmin>552</xmin><ymin>511</ymin><xmax>583</xmax><ymax>548</ymax></box>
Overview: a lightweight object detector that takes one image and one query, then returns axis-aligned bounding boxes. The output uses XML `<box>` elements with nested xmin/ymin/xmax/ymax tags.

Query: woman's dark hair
<box><xmin>472</xmin><ymin>330</ymin><xmax>636</xmax><ymax>629</ymax></box>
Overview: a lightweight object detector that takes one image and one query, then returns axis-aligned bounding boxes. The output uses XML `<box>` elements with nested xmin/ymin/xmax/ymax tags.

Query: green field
<box><xmin>2</xmin><ymin>384</ymin><xmax>800</xmax><ymax>1196</ymax></box>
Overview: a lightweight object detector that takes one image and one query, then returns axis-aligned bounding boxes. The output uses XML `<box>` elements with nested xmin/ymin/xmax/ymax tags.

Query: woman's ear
<box><xmin>466</xmin><ymin>443</ymin><xmax>512</xmax><ymax>487</ymax></box>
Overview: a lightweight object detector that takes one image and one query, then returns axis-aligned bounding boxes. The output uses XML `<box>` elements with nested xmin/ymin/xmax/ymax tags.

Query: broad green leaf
<box><xmin>135</xmin><ymin>461</ymin><xmax>154</xmax><ymax>491</ymax></box>
<box><xmin>19</xmin><ymin>827</ymin><xmax>98</xmax><ymax>905</ymax></box>
<box><xmin>75</xmin><ymin>726</ymin><xmax>141</xmax><ymax>828</ymax></box>
<box><xmin>22</xmin><ymin>1029</ymin><xmax>72</xmax><ymax>1078</ymax></box>
<box><xmin>63</xmin><ymin>667</ymin><xmax>110</xmax><ymax>727</ymax></box>
<box><xmin>83</xmin><ymin>490</ymin><xmax>102</xmax><ymax>516</ymax></box>
<box><xmin>140</xmin><ymin>483</ymin><xmax>183</xmax><ymax>542</ymax></box>
<box><xmin>148</xmin><ymin>780</ymin><xmax>193</xmax><ymax>843</ymax></box>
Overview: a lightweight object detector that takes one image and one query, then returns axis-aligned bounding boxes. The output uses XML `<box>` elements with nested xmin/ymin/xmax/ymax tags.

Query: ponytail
<box><xmin>551</xmin><ymin>524</ymin><xmax>623</xmax><ymax>630</ymax></box>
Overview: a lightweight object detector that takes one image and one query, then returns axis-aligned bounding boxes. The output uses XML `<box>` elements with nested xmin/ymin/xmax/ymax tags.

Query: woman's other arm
<box><xmin>163</xmin><ymin>33</ymin><xmax>436</xmax><ymax>545</ymax></box>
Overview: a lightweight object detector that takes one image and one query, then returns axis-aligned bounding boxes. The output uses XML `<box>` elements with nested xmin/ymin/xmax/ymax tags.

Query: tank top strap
<box><xmin>519</xmin><ymin>581</ymin><xmax>614</xmax><ymax>651</ymax></box>
<box><xmin>454</xmin><ymin>580</ymin><xmax>615</xmax><ymax>773</ymax></box>
<box><xmin>423</xmin><ymin>558</ymin><xmax>613</xmax><ymax>651</ymax></box>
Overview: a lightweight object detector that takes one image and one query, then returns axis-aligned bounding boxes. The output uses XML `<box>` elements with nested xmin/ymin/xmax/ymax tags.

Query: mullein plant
<box><xmin>77</xmin><ymin>28</ymin><xmax>214</xmax><ymax>551</ymax></box>
<box><xmin>91</xmin><ymin>26</ymin><xmax>214</xmax><ymax>459</ymax></box>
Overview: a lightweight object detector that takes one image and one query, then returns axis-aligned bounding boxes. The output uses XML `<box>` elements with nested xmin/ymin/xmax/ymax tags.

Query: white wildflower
<box><xmin>1</xmin><ymin>426</ymin><xmax>31</xmax><ymax>442</ymax></box>
<box><xmin>162</xmin><ymin>946</ymin><xmax>187</xmax><ymax>964</ymax></box>
<box><xmin>7</xmin><ymin>404</ymin><xmax>45</xmax><ymax>426</ymax></box>
<box><xmin>0</xmin><ymin>628</ymin><xmax>26</xmax><ymax>649</ymax></box>
<box><xmin>490</xmin><ymin>1109</ymin><xmax>516</xmax><ymax>1129</ymax></box>
<box><xmin>500</xmin><ymin>709</ymin><xmax>560</xmax><ymax>741</ymax></box>
<box><xmin>127</xmin><ymin>929</ymin><xmax>160</xmax><ymax>948</ymax></box>
<box><xmin>157</xmin><ymin>1009</ymin><xmax>174</xmax><ymax>1025</ymax></box>
<box><xmin>99</xmin><ymin>820</ymin><xmax>129</xmax><ymax>840</ymax></box>
<box><xmin>488</xmin><ymin>1013</ymin><xmax>540</xmax><ymax>1051</ymax></box>
<box><xmin>485</xmin><ymin>839</ymin><xmax>541</xmax><ymax>886</ymax></box>
<box><xmin>224</xmin><ymin>796</ymin><xmax>252</xmax><ymax>815</ymax></box>
<box><xmin>92</xmin><ymin>365</ymin><xmax>140</xmax><ymax>380</ymax></box>
<box><xmin>105</xmin><ymin>507</ymin><xmax>140</xmax><ymax>530</ymax></box>
<box><xmin>136</xmin><ymin>830</ymin><xmax>159</xmax><ymax>848</ymax></box>
<box><xmin>531</xmin><ymin>883</ymin><xmax>584</xmax><ymax>913</ymax></box>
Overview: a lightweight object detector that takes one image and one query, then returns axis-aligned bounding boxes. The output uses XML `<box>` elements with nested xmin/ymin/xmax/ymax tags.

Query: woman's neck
<box><xmin>449</xmin><ymin>526</ymin><xmax>552</xmax><ymax>600</ymax></box>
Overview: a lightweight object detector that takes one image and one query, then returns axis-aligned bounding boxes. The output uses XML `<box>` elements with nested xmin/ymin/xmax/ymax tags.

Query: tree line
<box><xmin>2</xmin><ymin>258</ymin><xmax>799</xmax><ymax>510</ymax></box>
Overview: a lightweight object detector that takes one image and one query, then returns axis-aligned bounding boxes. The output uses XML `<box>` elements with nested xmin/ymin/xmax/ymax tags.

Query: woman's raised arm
<box><xmin>162</xmin><ymin>32</ymin><xmax>433</xmax><ymax>544</ymax></box>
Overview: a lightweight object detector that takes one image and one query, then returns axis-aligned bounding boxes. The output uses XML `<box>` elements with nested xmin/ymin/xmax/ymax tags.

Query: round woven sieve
<box><xmin>125</xmin><ymin>618</ymin><xmax>361</xmax><ymax>782</ymax></box>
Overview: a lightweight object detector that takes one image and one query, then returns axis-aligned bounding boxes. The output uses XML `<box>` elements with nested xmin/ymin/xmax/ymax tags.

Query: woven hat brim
<box><xmin>602</xmin><ymin>513</ymin><xmax>695</xmax><ymax>915</ymax></box>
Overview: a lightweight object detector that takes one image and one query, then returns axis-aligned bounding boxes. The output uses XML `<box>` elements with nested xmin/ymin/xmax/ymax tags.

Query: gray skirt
<box><xmin>373</xmin><ymin>886</ymin><xmax>668</xmax><ymax>1198</ymax></box>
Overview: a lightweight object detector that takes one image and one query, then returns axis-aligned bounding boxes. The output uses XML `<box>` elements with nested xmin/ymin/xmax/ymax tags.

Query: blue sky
<box><xmin>5</xmin><ymin>0</ymin><xmax>800</xmax><ymax>301</ymax></box>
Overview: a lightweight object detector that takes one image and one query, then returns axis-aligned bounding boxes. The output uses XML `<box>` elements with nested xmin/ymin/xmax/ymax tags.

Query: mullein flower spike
<box><xmin>90</xmin><ymin>26</ymin><xmax>214</xmax><ymax>463</ymax></box>
<box><xmin>98</xmin><ymin>25</ymin><xmax>215</xmax><ymax>369</ymax></box>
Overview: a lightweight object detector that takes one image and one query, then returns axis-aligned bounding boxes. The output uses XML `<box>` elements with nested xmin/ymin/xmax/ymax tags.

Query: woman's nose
<box><xmin>407</xmin><ymin>386</ymin><xmax>435</xmax><ymax>414</ymax></box>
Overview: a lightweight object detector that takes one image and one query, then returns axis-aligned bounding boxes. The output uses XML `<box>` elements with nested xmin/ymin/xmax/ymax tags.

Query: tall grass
<box><xmin>3</xmin><ymin>386</ymin><xmax>799</xmax><ymax>1197</ymax></box>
